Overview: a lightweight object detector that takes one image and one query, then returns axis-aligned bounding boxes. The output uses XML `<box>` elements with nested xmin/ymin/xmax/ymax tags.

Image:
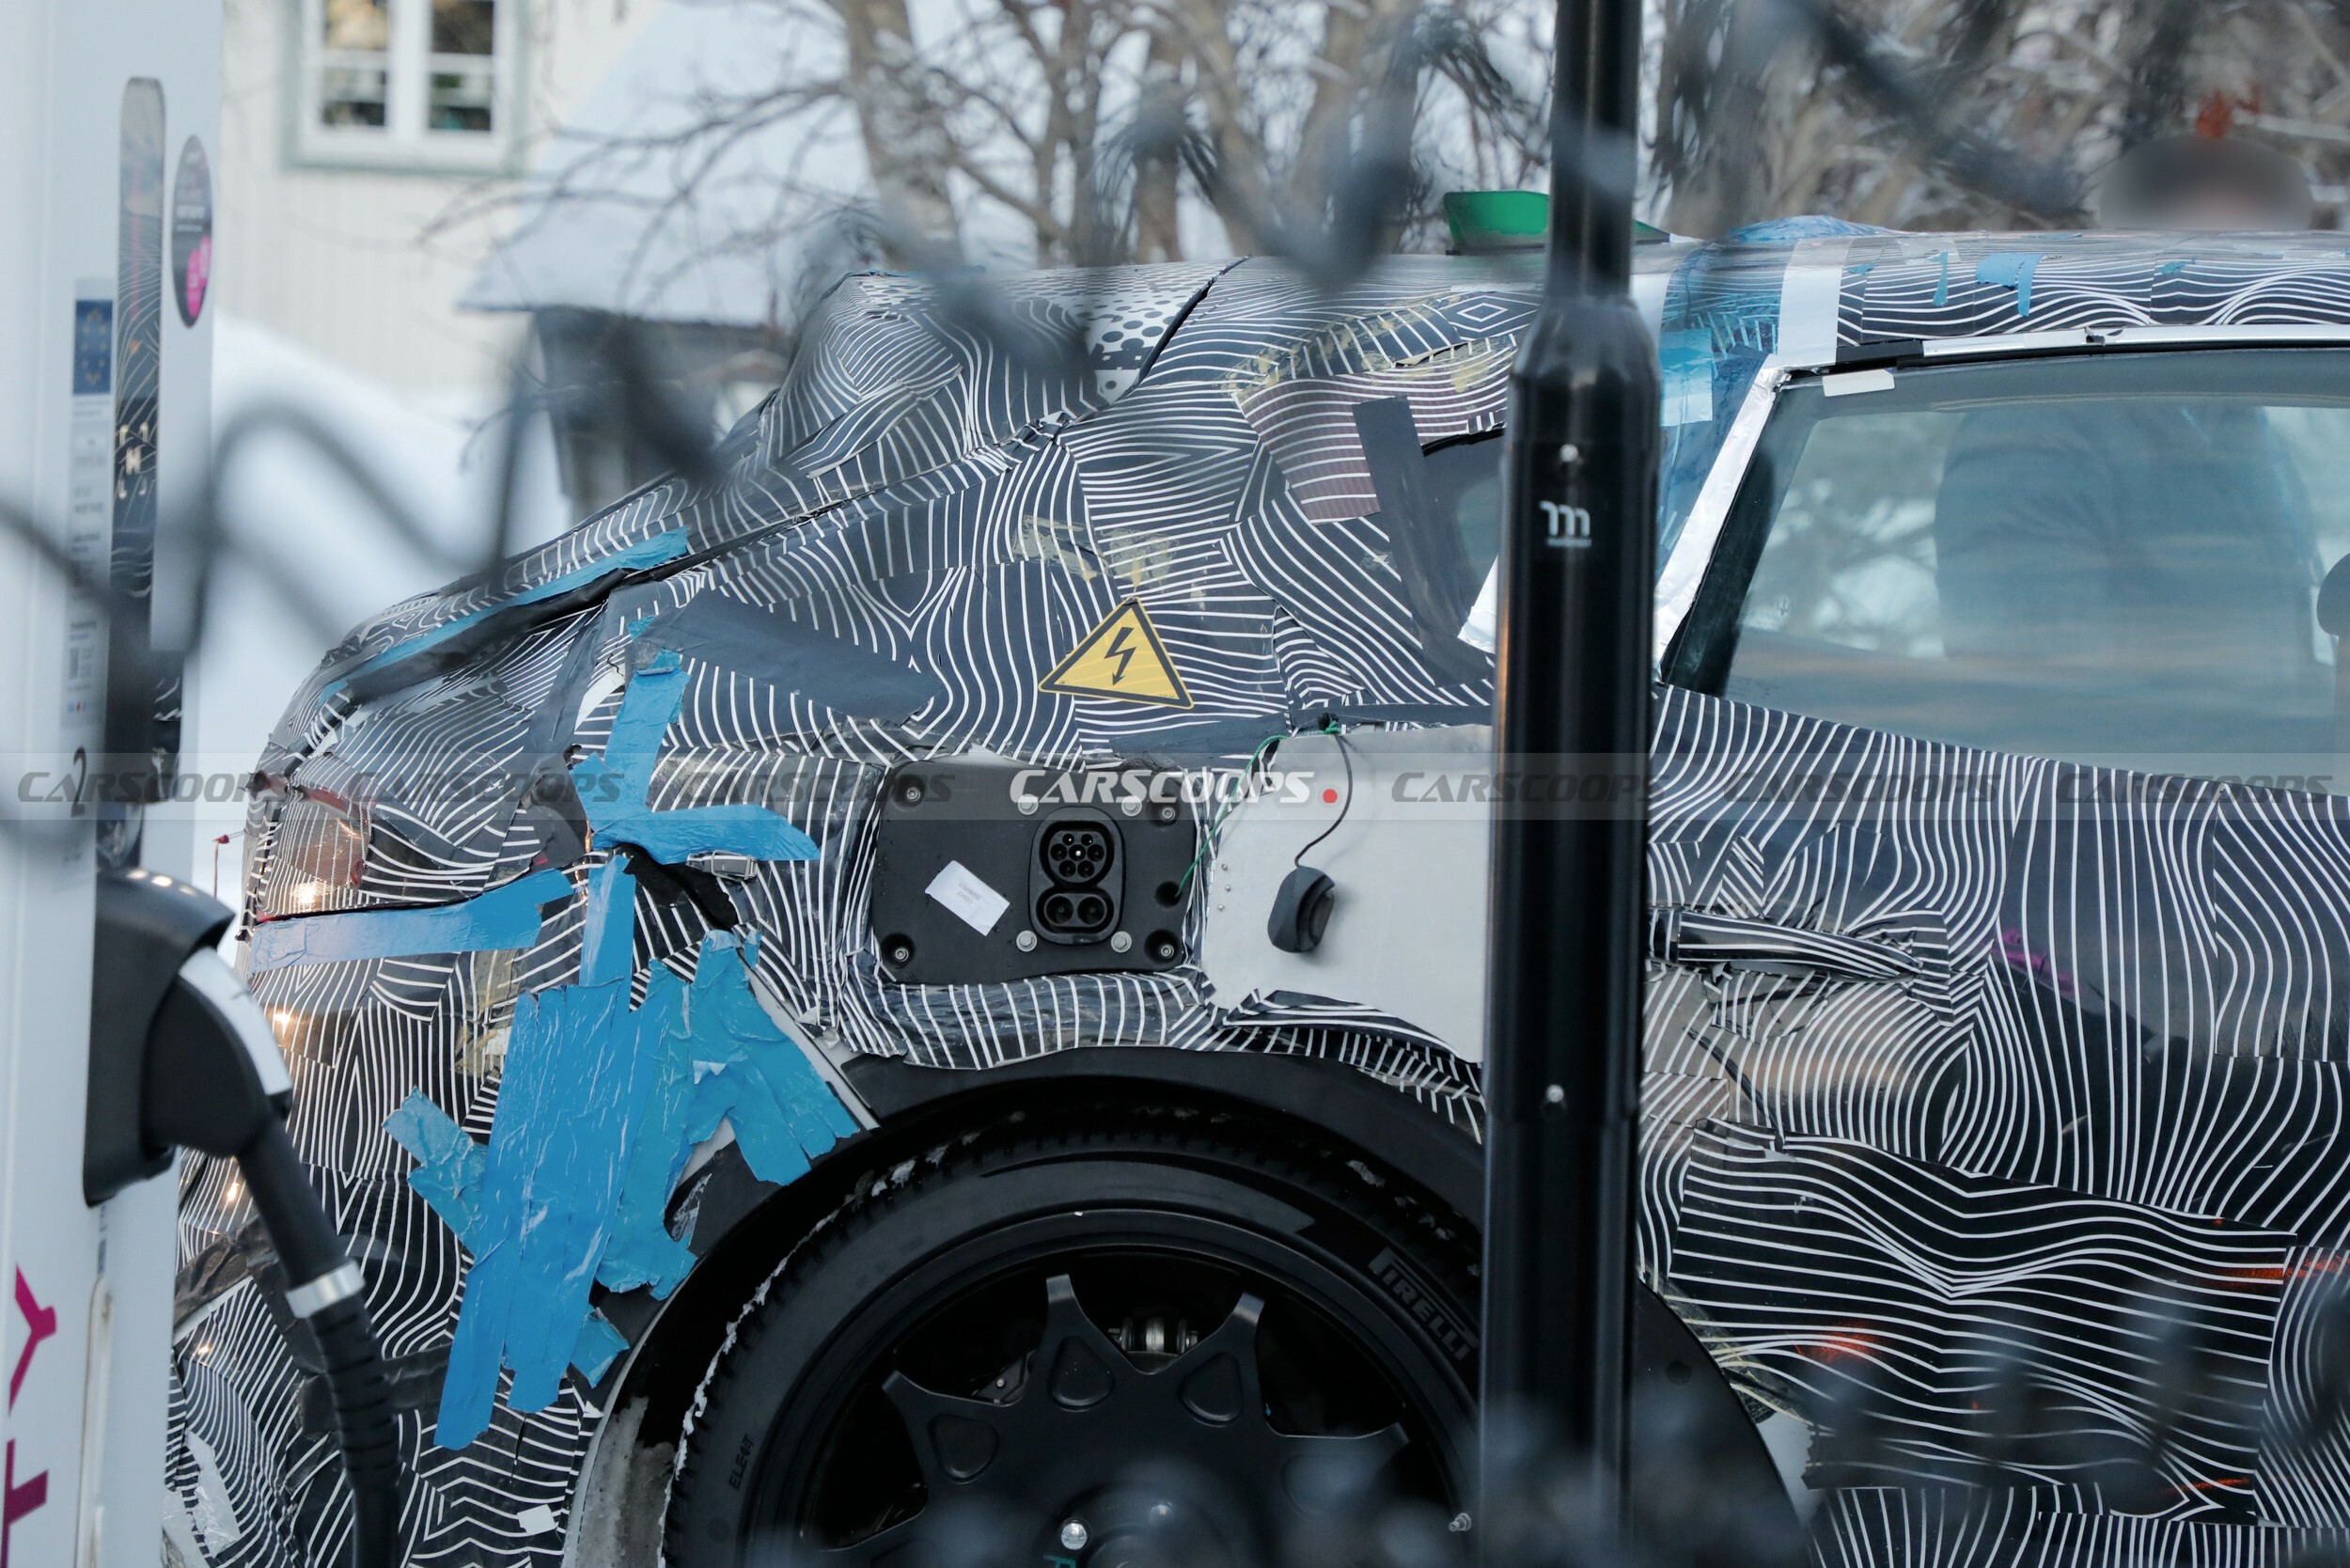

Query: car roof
<box><xmin>1642</xmin><ymin>221</ymin><xmax>2350</xmax><ymax>352</ymax></box>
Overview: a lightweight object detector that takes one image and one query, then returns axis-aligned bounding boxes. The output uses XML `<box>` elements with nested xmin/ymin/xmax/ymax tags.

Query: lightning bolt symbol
<box><xmin>1104</xmin><ymin>626</ymin><xmax>1136</xmax><ymax>684</ymax></box>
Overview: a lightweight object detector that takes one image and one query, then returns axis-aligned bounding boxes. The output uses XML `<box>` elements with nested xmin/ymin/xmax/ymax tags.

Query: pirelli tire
<box><xmin>664</xmin><ymin>1102</ymin><xmax>1482</xmax><ymax>1568</ymax></box>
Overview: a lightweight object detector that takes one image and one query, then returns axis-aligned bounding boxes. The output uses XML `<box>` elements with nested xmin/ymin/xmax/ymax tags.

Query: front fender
<box><xmin>566</xmin><ymin>1044</ymin><xmax>1794</xmax><ymax>1564</ymax></box>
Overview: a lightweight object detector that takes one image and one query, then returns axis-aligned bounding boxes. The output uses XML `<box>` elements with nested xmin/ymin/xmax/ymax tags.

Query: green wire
<box><xmin>1176</xmin><ymin>731</ymin><xmax>1287</xmax><ymax>895</ymax></box>
<box><xmin>1175</xmin><ymin>716</ymin><xmax>1346</xmax><ymax>897</ymax></box>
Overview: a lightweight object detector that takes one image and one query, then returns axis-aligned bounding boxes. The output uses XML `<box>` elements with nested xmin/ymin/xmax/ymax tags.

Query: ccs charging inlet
<box><xmin>86</xmin><ymin>869</ymin><xmax>401</xmax><ymax>1568</ymax></box>
<box><xmin>1032</xmin><ymin>808</ymin><xmax>1123</xmax><ymax>941</ymax></box>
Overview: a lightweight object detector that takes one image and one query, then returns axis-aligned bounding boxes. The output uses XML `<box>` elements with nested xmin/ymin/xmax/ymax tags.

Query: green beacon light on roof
<box><xmin>1441</xmin><ymin>190</ymin><xmax>1668</xmax><ymax>254</ymax></box>
<box><xmin>1443</xmin><ymin>190</ymin><xmax>1546</xmax><ymax>254</ymax></box>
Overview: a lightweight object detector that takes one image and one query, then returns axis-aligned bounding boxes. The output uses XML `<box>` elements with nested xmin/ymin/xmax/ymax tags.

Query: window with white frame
<box><xmin>297</xmin><ymin>0</ymin><xmax>519</xmax><ymax>170</ymax></box>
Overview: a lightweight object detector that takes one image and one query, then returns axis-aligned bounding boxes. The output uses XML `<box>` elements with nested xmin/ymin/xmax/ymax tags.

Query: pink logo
<box><xmin>2</xmin><ymin>1271</ymin><xmax>55</xmax><ymax>1567</ymax></box>
<box><xmin>7</xmin><ymin>1272</ymin><xmax>52</xmax><ymax>1410</ymax></box>
<box><xmin>182</xmin><ymin>234</ymin><xmax>212</xmax><ymax>323</ymax></box>
<box><xmin>1</xmin><ymin>1442</ymin><xmax>45</xmax><ymax>1568</ymax></box>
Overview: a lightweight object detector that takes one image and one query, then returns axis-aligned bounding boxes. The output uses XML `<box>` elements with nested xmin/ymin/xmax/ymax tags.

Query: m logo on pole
<box><xmin>1540</xmin><ymin>499</ymin><xmax>1592</xmax><ymax>548</ymax></box>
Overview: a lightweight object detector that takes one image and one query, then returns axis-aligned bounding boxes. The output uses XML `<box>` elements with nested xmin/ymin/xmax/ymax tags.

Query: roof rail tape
<box><xmin>1776</xmin><ymin>236</ymin><xmax>1857</xmax><ymax>367</ymax></box>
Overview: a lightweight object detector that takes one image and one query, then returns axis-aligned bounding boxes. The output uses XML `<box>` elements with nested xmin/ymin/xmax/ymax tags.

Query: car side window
<box><xmin>1430</xmin><ymin>433</ymin><xmax>1506</xmax><ymax>588</ymax></box>
<box><xmin>1665</xmin><ymin>350</ymin><xmax>2350</xmax><ymax>794</ymax></box>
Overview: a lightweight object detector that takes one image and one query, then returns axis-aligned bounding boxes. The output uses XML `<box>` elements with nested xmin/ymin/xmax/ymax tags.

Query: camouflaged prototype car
<box><xmin>173</xmin><ymin>224</ymin><xmax>2350</xmax><ymax>1568</ymax></box>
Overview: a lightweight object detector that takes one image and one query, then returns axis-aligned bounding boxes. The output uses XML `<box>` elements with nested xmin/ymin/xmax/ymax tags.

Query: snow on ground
<box><xmin>181</xmin><ymin>314</ymin><xmax>571</xmax><ymax>903</ymax></box>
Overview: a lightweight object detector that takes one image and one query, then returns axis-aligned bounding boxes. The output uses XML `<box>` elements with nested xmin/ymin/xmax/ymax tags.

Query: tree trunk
<box><xmin>1179</xmin><ymin>0</ymin><xmax>1280</xmax><ymax>250</ymax></box>
<box><xmin>831</xmin><ymin>0</ymin><xmax>963</xmax><ymax>260</ymax></box>
<box><xmin>1660</xmin><ymin>0</ymin><xmax>1789</xmax><ymax>236</ymax></box>
<box><xmin>1287</xmin><ymin>0</ymin><xmax>1379</xmax><ymax>217</ymax></box>
<box><xmin>1133</xmin><ymin>24</ymin><xmax>1186</xmax><ymax>261</ymax></box>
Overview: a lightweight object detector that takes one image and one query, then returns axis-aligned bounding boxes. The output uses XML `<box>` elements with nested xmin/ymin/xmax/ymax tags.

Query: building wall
<box><xmin>213</xmin><ymin>0</ymin><xmax>659</xmax><ymax>396</ymax></box>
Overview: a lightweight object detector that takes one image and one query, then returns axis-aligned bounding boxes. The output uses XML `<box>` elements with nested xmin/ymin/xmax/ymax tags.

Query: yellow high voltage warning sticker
<box><xmin>1040</xmin><ymin>599</ymin><xmax>1194</xmax><ymax>709</ymax></box>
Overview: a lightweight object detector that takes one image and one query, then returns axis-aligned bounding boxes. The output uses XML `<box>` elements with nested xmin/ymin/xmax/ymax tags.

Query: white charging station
<box><xmin>0</xmin><ymin>5</ymin><xmax>220</xmax><ymax>1565</ymax></box>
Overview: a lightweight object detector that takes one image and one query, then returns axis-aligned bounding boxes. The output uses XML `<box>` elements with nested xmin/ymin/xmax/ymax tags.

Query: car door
<box><xmin>1644</xmin><ymin>345</ymin><xmax>2350</xmax><ymax>1552</ymax></box>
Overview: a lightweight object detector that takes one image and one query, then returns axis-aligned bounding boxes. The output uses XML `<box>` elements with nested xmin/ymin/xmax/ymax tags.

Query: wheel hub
<box><xmin>1050</xmin><ymin>1489</ymin><xmax>1230</xmax><ymax>1568</ymax></box>
<box><xmin>813</xmin><ymin>1273</ymin><xmax>1407</xmax><ymax>1566</ymax></box>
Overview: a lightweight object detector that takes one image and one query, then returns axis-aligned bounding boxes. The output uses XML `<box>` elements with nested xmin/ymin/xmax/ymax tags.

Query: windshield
<box><xmin>1666</xmin><ymin>348</ymin><xmax>2350</xmax><ymax>792</ymax></box>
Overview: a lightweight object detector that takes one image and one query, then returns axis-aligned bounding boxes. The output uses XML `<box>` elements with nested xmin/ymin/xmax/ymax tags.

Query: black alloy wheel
<box><xmin>664</xmin><ymin>1105</ymin><xmax>1481</xmax><ymax>1568</ymax></box>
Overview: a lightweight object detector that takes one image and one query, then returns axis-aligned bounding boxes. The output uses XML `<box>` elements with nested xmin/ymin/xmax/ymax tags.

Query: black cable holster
<box><xmin>86</xmin><ymin>868</ymin><xmax>402</xmax><ymax>1568</ymax></box>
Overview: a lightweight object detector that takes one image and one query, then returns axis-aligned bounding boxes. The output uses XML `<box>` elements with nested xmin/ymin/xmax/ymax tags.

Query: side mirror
<box><xmin>2320</xmin><ymin>553</ymin><xmax>2350</xmax><ymax>638</ymax></box>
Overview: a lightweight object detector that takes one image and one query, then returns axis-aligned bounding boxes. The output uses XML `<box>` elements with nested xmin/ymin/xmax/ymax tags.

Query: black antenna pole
<box><xmin>1480</xmin><ymin>0</ymin><xmax>1656</xmax><ymax>1544</ymax></box>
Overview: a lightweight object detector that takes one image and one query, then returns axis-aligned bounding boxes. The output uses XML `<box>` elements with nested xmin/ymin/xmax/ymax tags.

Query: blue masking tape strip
<box><xmin>320</xmin><ymin>529</ymin><xmax>690</xmax><ymax>703</ymax></box>
<box><xmin>385</xmin><ymin>1092</ymin><xmax>488</xmax><ymax>1244</ymax></box>
<box><xmin>1722</xmin><ymin>215</ymin><xmax>1891</xmax><ymax>243</ymax></box>
<box><xmin>578</xmin><ymin>860</ymin><xmax>638</xmax><ymax>988</ymax></box>
<box><xmin>571</xmin><ymin>1312</ymin><xmax>628</xmax><ymax>1385</ymax></box>
<box><xmin>603</xmin><ymin>651</ymin><xmax>687</xmax><ymax>765</ymax></box>
<box><xmin>613</xmin><ymin>806</ymin><xmax>821</xmax><ymax>865</ymax></box>
<box><xmin>1976</xmin><ymin>252</ymin><xmax>2043</xmax><ymax>318</ymax></box>
<box><xmin>430</xmin><ymin>975</ymin><xmax>666</xmax><ymax>1447</ymax></box>
<box><xmin>392</xmin><ymin>932</ymin><xmax>857</xmax><ymax>1449</ymax></box>
<box><xmin>248</xmin><ymin>867</ymin><xmax>573</xmax><ymax>972</ymax></box>
<box><xmin>597</xmin><ymin>934</ymin><xmax>864</xmax><ymax>1297</ymax></box>
<box><xmin>1654</xmin><ymin>243</ymin><xmax>1780</xmax><ymax>564</ymax></box>
<box><xmin>571</xmin><ymin>651</ymin><xmax>822</xmax><ymax>864</ymax></box>
<box><xmin>1934</xmin><ymin>252</ymin><xmax>1950</xmax><ymax>307</ymax></box>
<box><xmin>387</xmin><ymin>1094</ymin><xmax>638</xmax><ymax>1398</ymax></box>
<box><xmin>1658</xmin><ymin>329</ymin><xmax>1714</xmax><ymax>429</ymax></box>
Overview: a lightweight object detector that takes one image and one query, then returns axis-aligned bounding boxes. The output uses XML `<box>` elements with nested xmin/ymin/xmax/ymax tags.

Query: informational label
<box><xmin>925</xmin><ymin>859</ymin><xmax>1010</xmax><ymax>935</ymax></box>
<box><xmin>104</xmin><ymin>78</ymin><xmax>170</xmax><ymax>864</ymax></box>
<box><xmin>170</xmin><ymin>136</ymin><xmax>212</xmax><ymax>327</ymax></box>
<box><xmin>63</xmin><ymin>285</ymin><xmax>114</xmax><ymax>732</ymax></box>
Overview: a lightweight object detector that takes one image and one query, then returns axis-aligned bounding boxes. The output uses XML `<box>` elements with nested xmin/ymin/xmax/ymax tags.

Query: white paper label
<box><xmin>1458</xmin><ymin>560</ymin><xmax>1499</xmax><ymax>654</ymax></box>
<box><xmin>926</xmin><ymin>859</ymin><xmax>1010</xmax><ymax>935</ymax></box>
<box><xmin>1822</xmin><ymin>368</ymin><xmax>1897</xmax><ymax>398</ymax></box>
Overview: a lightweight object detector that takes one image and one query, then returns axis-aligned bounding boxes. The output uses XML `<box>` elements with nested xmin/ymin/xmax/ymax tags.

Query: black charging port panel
<box><xmin>869</xmin><ymin>761</ymin><xmax>1197</xmax><ymax>984</ymax></box>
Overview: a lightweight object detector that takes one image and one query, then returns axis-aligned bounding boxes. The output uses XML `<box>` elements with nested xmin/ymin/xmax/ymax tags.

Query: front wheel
<box><xmin>664</xmin><ymin>1104</ymin><xmax>1482</xmax><ymax>1568</ymax></box>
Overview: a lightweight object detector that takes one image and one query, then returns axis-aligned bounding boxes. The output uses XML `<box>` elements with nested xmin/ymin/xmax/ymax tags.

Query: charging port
<box><xmin>1039</xmin><ymin>886</ymin><xmax>1116</xmax><ymax>935</ymax></box>
<box><xmin>1032</xmin><ymin>811</ymin><xmax>1122</xmax><ymax>941</ymax></box>
<box><xmin>1041</xmin><ymin>823</ymin><xmax>1114</xmax><ymax>886</ymax></box>
<box><xmin>865</xmin><ymin>761</ymin><xmax>1195</xmax><ymax>981</ymax></box>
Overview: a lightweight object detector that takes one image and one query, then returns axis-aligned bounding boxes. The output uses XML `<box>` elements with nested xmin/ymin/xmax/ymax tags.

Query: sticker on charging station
<box><xmin>64</xmin><ymin>285</ymin><xmax>113</xmax><ymax>729</ymax></box>
<box><xmin>925</xmin><ymin>860</ymin><xmax>1009</xmax><ymax>935</ymax></box>
<box><xmin>171</xmin><ymin>136</ymin><xmax>212</xmax><ymax>327</ymax></box>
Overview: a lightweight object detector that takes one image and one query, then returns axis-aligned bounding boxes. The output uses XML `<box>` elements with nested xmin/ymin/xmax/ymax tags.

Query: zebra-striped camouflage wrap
<box><xmin>173</xmin><ymin>234</ymin><xmax>2350</xmax><ymax>1565</ymax></box>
